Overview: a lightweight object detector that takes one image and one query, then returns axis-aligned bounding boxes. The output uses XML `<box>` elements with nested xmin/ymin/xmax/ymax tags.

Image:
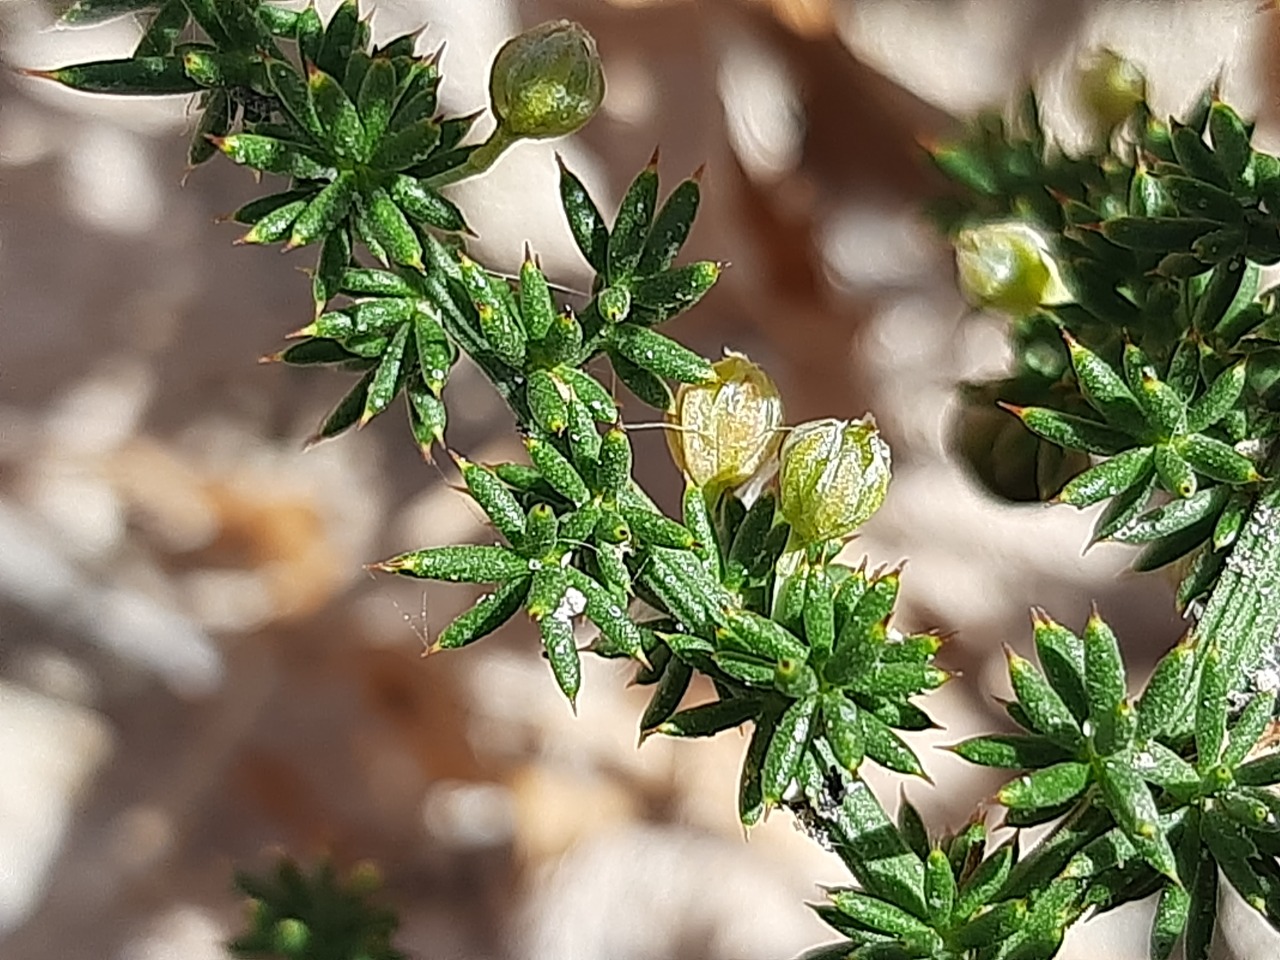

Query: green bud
<box><xmin>954</xmin><ymin>221</ymin><xmax>1071</xmax><ymax>316</ymax></box>
<box><xmin>666</xmin><ymin>352</ymin><xmax>784</xmax><ymax>492</ymax></box>
<box><xmin>779</xmin><ymin>417</ymin><xmax>891</xmax><ymax>545</ymax></box>
<box><xmin>489</xmin><ymin>20</ymin><xmax>604</xmax><ymax>140</ymax></box>
<box><xmin>272</xmin><ymin>918</ymin><xmax>310</xmax><ymax>952</ymax></box>
<box><xmin>1078</xmin><ymin>49</ymin><xmax>1146</xmax><ymax>131</ymax></box>
<box><xmin>597</xmin><ymin>285</ymin><xmax>631</xmax><ymax>323</ymax></box>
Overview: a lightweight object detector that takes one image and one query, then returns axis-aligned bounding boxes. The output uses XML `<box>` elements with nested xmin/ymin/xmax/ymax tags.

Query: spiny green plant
<box><xmin>32</xmin><ymin>6</ymin><xmax>1280</xmax><ymax>959</ymax></box>
<box><xmin>229</xmin><ymin>859</ymin><xmax>404</xmax><ymax>960</ymax></box>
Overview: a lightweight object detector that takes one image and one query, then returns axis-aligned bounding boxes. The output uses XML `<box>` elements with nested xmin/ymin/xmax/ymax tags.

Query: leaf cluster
<box><xmin>229</xmin><ymin>858</ymin><xmax>404</xmax><ymax>960</ymax></box>
<box><xmin>956</xmin><ymin>613</ymin><xmax>1280</xmax><ymax>959</ymax></box>
<box><xmin>934</xmin><ymin>82</ymin><xmax>1280</xmax><ymax>606</ymax></box>
<box><xmin>272</xmin><ymin>158</ymin><xmax>716</xmax><ymax>451</ymax></box>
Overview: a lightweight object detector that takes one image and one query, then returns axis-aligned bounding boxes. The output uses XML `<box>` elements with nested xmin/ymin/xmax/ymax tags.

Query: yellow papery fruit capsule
<box><xmin>954</xmin><ymin>221</ymin><xmax>1072</xmax><ymax>316</ymax></box>
<box><xmin>489</xmin><ymin>20</ymin><xmax>605</xmax><ymax>140</ymax></box>
<box><xmin>1079</xmin><ymin>48</ymin><xmax>1147</xmax><ymax>132</ymax></box>
<box><xmin>779</xmin><ymin>416</ymin><xmax>891</xmax><ymax>545</ymax></box>
<box><xmin>667</xmin><ymin>352</ymin><xmax>784</xmax><ymax>492</ymax></box>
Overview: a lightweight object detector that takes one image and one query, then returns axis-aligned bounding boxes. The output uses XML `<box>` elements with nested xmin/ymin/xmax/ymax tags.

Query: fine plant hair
<box><xmin>30</xmin><ymin>5</ymin><xmax>1280</xmax><ymax>959</ymax></box>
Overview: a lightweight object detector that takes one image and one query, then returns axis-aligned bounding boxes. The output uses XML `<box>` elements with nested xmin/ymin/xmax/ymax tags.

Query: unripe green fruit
<box><xmin>954</xmin><ymin>221</ymin><xmax>1071</xmax><ymax>316</ymax></box>
<box><xmin>779</xmin><ymin>416</ymin><xmax>891</xmax><ymax>545</ymax></box>
<box><xmin>1079</xmin><ymin>48</ymin><xmax>1146</xmax><ymax>132</ymax></box>
<box><xmin>489</xmin><ymin>20</ymin><xmax>605</xmax><ymax>140</ymax></box>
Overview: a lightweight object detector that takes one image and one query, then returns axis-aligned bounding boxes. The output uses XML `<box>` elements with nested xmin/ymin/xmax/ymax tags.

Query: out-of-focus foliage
<box><xmin>934</xmin><ymin>66</ymin><xmax>1275</xmax><ymax>610</ymax></box>
<box><xmin>230</xmin><ymin>859</ymin><xmax>405</xmax><ymax>960</ymax></box>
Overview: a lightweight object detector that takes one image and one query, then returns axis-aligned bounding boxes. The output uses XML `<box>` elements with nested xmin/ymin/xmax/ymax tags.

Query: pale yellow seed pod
<box><xmin>1079</xmin><ymin>48</ymin><xmax>1147</xmax><ymax>132</ymax></box>
<box><xmin>954</xmin><ymin>221</ymin><xmax>1072</xmax><ymax>316</ymax></box>
<box><xmin>779</xmin><ymin>416</ymin><xmax>891</xmax><ymax>545</ymax></box>
<box><xmin>666</xmin><ymin>351</ymin><xmax>784</xmax><ymax>492</ymax></box>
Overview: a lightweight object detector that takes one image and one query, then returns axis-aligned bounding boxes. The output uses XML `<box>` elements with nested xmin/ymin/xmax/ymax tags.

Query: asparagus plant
<box><xmin>29</xmin><ymin>4</ymin><xmax>1280</xmax><ymax>958</ymax></box>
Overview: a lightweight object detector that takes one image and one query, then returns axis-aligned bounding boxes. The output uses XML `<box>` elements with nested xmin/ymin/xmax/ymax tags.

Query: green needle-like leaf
<box><xmin>1096</xmin><ymin>755</ymin><xmax>1178</xmax><ymax>879</ymax></box>
<box><xmin>1224</xmin><ymin>690</ymin><xmax>1278</xmax><ymax>767</ymax></box>
<box><xmin>537</xmin><ymin>605</ymin><xmax>582</xmax><ymax>706</ymax></box>
<box><xmin>951</xmin><ymin>734</ymin><xmax>1075</xmax><ymax>769</ymax></box>
<box><xmin>639</xmin><ymin>655</ymin><xmax>694</xmax><ymax>733</ymax></box>
<box><xmin>436</xmin><ymin>577</ymin><xmax>531</xmax><ymax>650</ymax></box>
<box><xmin>1196</xmin><ymin>643</ymin><xmax>1229</xmax><ymax>768</ymax></box>
<box><xmin>1135</xmin><ymin>639</ymin><xmax>1194</xmax><ymax>741</ymax></box>
<box><xmin>1083</xmin><ymin>611</ymin><xmax>1127</xmax><ymax>724</ymax></box>
<box><xmin>997</xmin><ymin>761</ymin><xmax>1090</xmax><ymax>810</ymax></box>
<box><xmin>1006</xmin><ymin>648</ymin><xmax>1084</xmax><ymax>749</ymax></box>
<box><xmin>1064</xmin><ymin>333</ymin><xmax>1144</xmax><ymax>430</ymax></box>
<box><xmin>1110</xmin><ymin>486</ymin><xmax>1230</xmax><ymax>544</ymax></box>
<box><xmin>376</xmin><ymin>545</ymin><xmax>530</xmax><ymax>582</ymax></box>
<box><xmin>638</xmin><ymin>175</ymin><xmax>701</xmax><ymax>275</ymax></box>
<box><xmin>608</xmin><ymin>324</ymin><xmax>714</xmax><ymax>384</ymax></box>
<box><xmin>954</xmin><ymin>841</ymin><xmax>1015</xmax><ymax>919</ymax></box>
<box><xmin>1178</xmin><ymin>433</ymin><xmax>1262</xmax><ymax>484</ymax></box>
<box><xmin>608</xmin><ymin>154</ymin><xmax>659</xmax><ymax>283</ymax></box>
<box><xmin>717</xmin><ymin>608</ymin><xmax>808</xmax><ymax>662</ymax></box>
<box><xmin>859</xmin><ymin>710</ymin><xmax>926</xmax><ymax>777</ymax></box>
<box><xmin>821</xmin><ymin>692</ymin><xmax>864</xmax><ymax>773</ymax></box>
<box><xmin>1056</xmin><ymin>447</ymin><xmax>1153</xmax><ymax>508</ymax></box>
<box><xmin>1032</xmin><ymin>611</ymin><xmax>1088</xmax><ymax>722</ymax></box>
<box><xmin>1004</xmin><ymin>404</ymin><xmax>1132</xmax><ymax>456</ymax></box>
<box><xmin>658</xmin><ymin>696</ymin><xmax>761</xmax><ymax>739</ymax></box>
<box><xmin>360</xmin><ymin>322</ymin><xmax>409</xmax><ymax>423</ymax></box>
<box><xmin>1151</xmin><ymin>876</ymin><xmax>1191</xmax><ymax>960</ymax></box>
<box><xmin>1187</xmin><ymin>361</ymin><xmax>1247</xmax><ymax>433</ymax></box>
<box><xmin>357</xmin><ymin>56</ymin><xmax>397</xmax><ymax>148</ymax></box>
<box><xmin>1154</xmin><ymin>442</ymin><xmax>1197</xmax><ymax>498</ymax></box>
<box><xmin>457</xmin><ymin>456</ymin><xmax>527</xmax><ymax>543</ymax></box>
<box><xmin>1185</xmin><ymin>841</ymin><xmax>1218</xmax><ymax>960</ymax></box>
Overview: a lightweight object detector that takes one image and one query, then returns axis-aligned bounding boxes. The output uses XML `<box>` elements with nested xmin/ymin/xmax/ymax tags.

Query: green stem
<box><xmin>1192</xmin><ymin>468</ymin><xmax>1280</xmax><ymax>692</ymax></box>
<box><xmin>1000</xmin><ymin>796</ymin><xmax>1110</xmax><ymax>899</ymax></box>
<box><xmin>425</xmin><ymin>125</ymin><xmax>519</xmax><ymax>190</ymax></box>
<box><xmin>803</xmin><ymin>741</ymin><xmax>928</xmax><ymax>918</ymax></box>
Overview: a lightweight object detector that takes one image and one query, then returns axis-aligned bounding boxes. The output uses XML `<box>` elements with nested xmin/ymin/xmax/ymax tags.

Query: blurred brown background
<box><xmin>1</xmin><ymin>1</ymin><xmax>1277</xmax><ymax>958</ymax></box>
